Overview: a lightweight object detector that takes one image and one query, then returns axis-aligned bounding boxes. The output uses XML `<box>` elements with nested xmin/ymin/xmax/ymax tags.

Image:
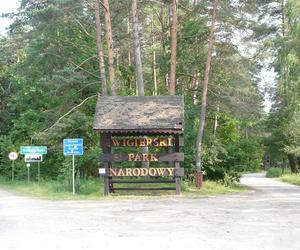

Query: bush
<box><xmin>266</xmin><ymin>167</ymin><xmax>282</xmax><ymax>178</ymax></box>
<box><xmin>223</xmin><ymin>171</ymin><xmax>241</xmax><ymax>186</ymax></box>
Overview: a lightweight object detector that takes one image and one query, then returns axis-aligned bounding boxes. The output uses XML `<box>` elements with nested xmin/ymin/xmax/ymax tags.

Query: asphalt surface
<box><xmin>0</xmin><ymin>173</ymin><xmax>300</xmax><ymax>250</ymax></box>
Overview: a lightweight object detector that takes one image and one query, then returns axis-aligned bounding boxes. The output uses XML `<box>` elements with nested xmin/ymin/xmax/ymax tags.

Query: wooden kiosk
<box><xmin>93</xmin><ymin>96</ymin><xmax>184</xmax><ymax>195</ymax></box>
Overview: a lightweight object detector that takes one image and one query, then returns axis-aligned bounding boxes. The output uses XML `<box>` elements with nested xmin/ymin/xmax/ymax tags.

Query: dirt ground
<box><xmin>0</xmin><ymin>173</ymin><xmax>300</xmax><ymax>250</ymax></box>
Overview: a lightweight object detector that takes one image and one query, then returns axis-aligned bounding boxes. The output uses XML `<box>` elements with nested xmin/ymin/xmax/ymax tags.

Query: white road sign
<box><xmin>8</xmin><ymin>152</ymin><xmax>18</xmax><ymax>161</ymax></box>
<box><xmin>25</xmin><ymin>154</ymin><xmax>43</xmax><ymax>162</ymax></box>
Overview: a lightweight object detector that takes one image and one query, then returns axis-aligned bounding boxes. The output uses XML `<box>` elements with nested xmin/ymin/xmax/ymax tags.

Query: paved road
<box><xmin>0</xmin><ymin>173</ymin><xmax>300</xmax><ymax>250</ymax></box>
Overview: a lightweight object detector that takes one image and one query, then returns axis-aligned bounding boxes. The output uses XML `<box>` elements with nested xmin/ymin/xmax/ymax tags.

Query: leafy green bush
<box><xmin>222</xmin><ymin>171</ymin><xmax>241</xmax><ymax>186</ymax></box>
<box><xmin>266</xmin><ymin>167</ymin><xmax>282</xmax><ymax>178</ymax></box>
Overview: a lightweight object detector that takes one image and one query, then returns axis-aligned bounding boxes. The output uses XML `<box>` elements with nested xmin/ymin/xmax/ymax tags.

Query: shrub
<box><xmin>266</xmin><ymin>167</ymin><xmax>282</xmax><ymax>178</ymax></box>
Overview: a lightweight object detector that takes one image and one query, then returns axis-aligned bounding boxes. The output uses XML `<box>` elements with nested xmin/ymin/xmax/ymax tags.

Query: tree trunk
<box><xmin>195</xmin><ymin>0</ymin><xmax>218</xmax><ymax>176</ymax></box>
<box><xmin>281</xmin><ymin>0</ymin><xmax>285</xmax><ymax>37</ymax></box>
<box><xmin>93</xmin><ymin>0</ymin><xmax>107</xmax><ymax>96</ymax></box>
<box><xmin>169</xmin><ymin>0</ymin><xmax>178</xmax><ymax>96</ymax></box>
<box><xmin>152</xmin><ymin>15</ymin><xmax>157</xmax><ymax>96</ymax></box>
<box><xmin>288</xmin><ymin>154</ymin><xmax>298</xmax><ymax>174</ymax></box>
<box><xmin>159</xmin><ymin>2</ymin><xmax>168</xmax><ymax>94</ymax></box>
<box><xmin>127</xmin><ymin>18</ymin><xmax>132</xmax><ymax>66</ymax></box>
<box><xmin>102</xmin><ymin>0</ymin><xmax>116</xmax><ymax>96</ymax></box>
<box><xmin>131</xmin><ymin>0</ymin><xmax>144</xmax><ymax>96</ymax></box>
<box><xmin>131</xmin><ymin>0</ymin><xmax>148</xmax><ymax>168</ymax></box>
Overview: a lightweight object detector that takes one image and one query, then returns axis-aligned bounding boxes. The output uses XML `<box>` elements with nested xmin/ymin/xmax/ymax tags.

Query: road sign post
<box><xmin>38</xmin><ymin>162</ymin><xmax>41</xmax><ymax>183</ymax></box>
<box><xmin>63</xmin><ymin>139</ymin><xmax>83</xmax><ymax>195</ymax></box>
<box><xmin>12</xmin><ymin>160</ymin><xmax>15</xmax><ymax>181</ymax></box>
<box><xmin>26</xmin><ymin>163</ymin><xmax>30</xmax><ymax>183</ymax></box>
<box><xmin>72</xmin><ymin>155</ymin><xmax>75</xmax><ymax>195</ymax></box>
<box><xmin>8</xmin><ymin>152</ymin><xmax>18</xmax><ymax>182</ymax></box>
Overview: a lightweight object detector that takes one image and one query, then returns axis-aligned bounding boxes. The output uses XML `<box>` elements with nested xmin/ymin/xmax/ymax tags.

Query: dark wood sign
<box><xmin>109</xmin><ymin>167</ymin><xmax>184</xmax><ymax>177</ymax></box>
<box><xmin>102</xmin><ymin>153</ymin><xmax>184</xmax><ymax>162</ymax></box>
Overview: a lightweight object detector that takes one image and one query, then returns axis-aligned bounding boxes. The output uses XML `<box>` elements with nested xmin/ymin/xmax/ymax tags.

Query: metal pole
<box><xmin>27</xmin><ymin>167</ymin><xmax>30</xmax><ymax>183</ymax></box>
<box><xmin>72</xmin><ymin>155</ymin><xmax>75</xmax><ymax>195</ymax></box>
<box><xmin>12</xmin><ymin>160</ymin><xmax>14</xmax><ymax>182</ymax></box>
<box><xmin>38</xmin><ymin>162</ymin><xmax>40</xmax><ymax>183</ymax></box>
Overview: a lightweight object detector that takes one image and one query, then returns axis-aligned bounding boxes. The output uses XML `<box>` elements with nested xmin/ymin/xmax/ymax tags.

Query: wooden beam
<box><xmin>174</xmin><ymin>135</ymin><xmax>181</xmax><ymax>195</ymax></box>
<box><xmin>100</xmin><ymin>133</ymin><xmax>111</xmax><ymax>195</ymax></box>
<box><xmin>113</xmin><ymin>187</ymin><xmax>176</xmax><ymax>191</ymax></box>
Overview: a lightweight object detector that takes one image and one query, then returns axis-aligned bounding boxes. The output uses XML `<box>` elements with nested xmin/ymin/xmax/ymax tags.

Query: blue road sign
<box><xmin>20</xmin><ymin>146</ymin><xmax>47</xmax><ymax>155</ymax></box>
<box><xmin>63</xmin><ymin>139</ymin><xmax>83</xmax><ymax>156</ymax></box>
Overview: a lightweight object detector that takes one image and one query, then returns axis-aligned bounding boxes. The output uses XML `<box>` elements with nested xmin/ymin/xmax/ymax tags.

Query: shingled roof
<box><xmin>93</xmin><ymin>96</ymin><xmax>184</xmax><ymax>134</ymax></box>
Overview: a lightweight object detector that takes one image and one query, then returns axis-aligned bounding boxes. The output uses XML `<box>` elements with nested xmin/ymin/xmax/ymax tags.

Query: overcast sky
<box><xmin>0</xmin><ymin>0</ymin><xmax>20</xmax><ymax>35</ymax></box>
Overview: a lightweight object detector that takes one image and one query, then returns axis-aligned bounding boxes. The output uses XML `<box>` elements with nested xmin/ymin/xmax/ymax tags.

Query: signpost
<box><xmin>63</xmin><ymin>139</ymin><xmax>83</xmax><ymax>195</ymax></box>
<box><xmin>8</xmin><ymin>152</ymin><xmax>18</xmax><ymax>181</ymax></box>
<box><xmin>20</xmin><ymin>146</ymin><xmax>47</xmax><ymax>182</ymax></box>
<box><xmin>25</xmin><ymin>154</ymin><xmax>43</xmax><ymax>182</ymax></box>
<box><xmin>26</xmin><ymin>163</ymin><xmax>30</xmax><ymax>182</ymax></box>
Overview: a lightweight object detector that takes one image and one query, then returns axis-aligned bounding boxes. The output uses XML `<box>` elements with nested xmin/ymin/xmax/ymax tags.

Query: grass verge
<box><xmin>0</xmin><ymin>178</ymin><xmax>103</xmax><ymax>200</ymax></box>
<box><xmin>0</xmin><ymin>177</ymin><xmax>247</xmax><ymax>200</ymax></box>
<box><xmin>277</xmin><ymin>174</ymin><xmax>300</xmax><ymax>186</ymax></box>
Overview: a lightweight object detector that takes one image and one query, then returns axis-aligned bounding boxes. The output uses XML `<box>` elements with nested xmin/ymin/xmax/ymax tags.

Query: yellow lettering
<box><xmin>166</xmin><ymin>168</ymin><xmax>174</xmax><ymax>176</ymax></box>
<box><xmin>159</xmin><ymin>138</ymin><xmax>167</xmax><ymax>146</ymax></box>
<box><xmin>156</xmin><ymin>168</ymin><xmax>166</xmax><ymax>176</ymax></box>
<box><xmin>168</xmin><ymin>137</ymin><xmax>173</xmax><ymax>146</ymax></box>
<box><xmin>118</xmin><ymin>169</ymin><xmax>125</xmax><ymax>177</ymax></box>
<box><xmin>140</xmin><ymin>140</ymin><xmax>146</xmax><ymax>147</ymax></box>
<box><xmin>149</xmin><ymin>168</ymin><xmax>156</xmax><ymax>176</ymax></box>
<box><xmin>150</xmin><ymin>154</ymin><xmax>158</xmax><ymax>161</ymax></box>
<box><xmin>112</xmin><ymin>139</ymin><xmax>121</xmax><ymax>147</ymax></box>
<box><xmin>134</xmin><ymin>153</ymin><xmax>142</xmax><ymax>161</ymax></box>
<box><xmin>110</xmin><ymin>168</ymin><xmax>118</xmax><ymax>176</ymax></box>
<box><xmin>140</xmin><ymin>168</ymin><xmax>148</xmax><ymax>176</ymax></box>
<box><xmin>153</xmin><ymin>138</ymin><xmax>159</xmax><ymax>147</ymax></box>
<box><xmin>146</xmin><ymin>138</ymin><xmax>152</xmax><ymax>146</ymax></box>
<box><xmin>128</xmin><ymin>153</ymin><xmax>135</xmax><ymax>161</ymax></box>
<box><xmin>132</xmin><ymin>168</ymin><xmax>141</xmax><ymax>176</ymax></box>
<box><xmin>125</xmin><ymin>168</ymin><xmax>133</xmax><ymax>176</ymax></box>
<box><xmin>142</xmin><ymin>153</ymin><xmax>149</xmax><ymax>162</ymax></box>
<box><xmin>127</xmin><ymin>139</ymin><xmax>135</xmax><ymax>147</ymax></box>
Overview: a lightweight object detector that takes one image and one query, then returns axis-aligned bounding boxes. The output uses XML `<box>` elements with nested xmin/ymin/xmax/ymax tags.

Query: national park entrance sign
<box><xmin>93</xmin><ymin>96</ymin><xmax>184</xmax><ymax>195</ymax></box>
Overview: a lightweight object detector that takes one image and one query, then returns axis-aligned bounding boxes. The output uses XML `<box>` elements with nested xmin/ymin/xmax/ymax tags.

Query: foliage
<box><xmin>262</xmin><ymin>0</ymin><xmax>300</xmax><ymax>173</ymax></box>
<box><xmin>0</xmin><ymin>0</ymin><xmax>267</xmax><ymax>186</ymax></box>
<box><xmin>278</xmin><ymin>173</ymin><xmax>300</xmax><ymax>186</ymax></box>
<box><xmin>266</xmin><ymin>167</ymin><xmax>283</xmax><ymax>178</ymax></box>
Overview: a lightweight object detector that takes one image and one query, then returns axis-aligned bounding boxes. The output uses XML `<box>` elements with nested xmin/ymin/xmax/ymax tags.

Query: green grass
<box><xmin>0</xmin><ymin>178</ymin><xmax>103</xmax><ymax>200</ymax></box>
<box><xmin>181</xmin><ymin>180</ymin><xmax>247</xmax><ymax>197</ymax></box>
<box><xmin>265</xmin><ymin>167</ymin><xmax>300</xmax><ymax>187</ymax></box>
<box><xmin>0</xmin><ymin>177</ymin><xmax>247</xmax><ymax>200</ymax></box>
<box><xmin>277</xmin><ymin>174</ymin><xmax>300</xmax><ymax>186</ymax></box>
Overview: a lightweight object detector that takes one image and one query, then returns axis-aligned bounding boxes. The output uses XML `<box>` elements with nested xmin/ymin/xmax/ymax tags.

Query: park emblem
<box><xmin>93</xmin><ymin>95</ymin><xmax>184</xmax><ymax>195</ymax></box>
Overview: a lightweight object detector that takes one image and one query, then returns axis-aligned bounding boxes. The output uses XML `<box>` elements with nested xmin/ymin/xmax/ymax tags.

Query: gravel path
<box><xmin>0</xmin><ymin>173</ymin><xmax>300</xmax><ymax>250</ymax></box>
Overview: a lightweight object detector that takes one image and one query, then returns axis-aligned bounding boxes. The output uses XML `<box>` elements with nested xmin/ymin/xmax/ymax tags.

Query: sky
<box><xmin>0</xmin><ymin>0</ymin><xmax>20</xmax><ymax>35</ymax></box>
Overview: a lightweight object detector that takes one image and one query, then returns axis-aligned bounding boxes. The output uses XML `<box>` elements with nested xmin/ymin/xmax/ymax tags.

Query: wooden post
<box><xmin>100</xmin><ymin>133</ymin><xmax>111</xmax><ymax>196</ymax></box>
<box><xmin>174</xmin><ymin>134</ymin><xmax>181</xmax><ymax>195</ymax></box>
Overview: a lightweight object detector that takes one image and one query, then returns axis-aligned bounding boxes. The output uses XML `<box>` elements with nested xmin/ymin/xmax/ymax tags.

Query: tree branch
<box><xmin>74</xmin><ymin>55</ymin><xmax>98</xmax><ymax>70</ymax></box>
<box><xmin>42</xmin><ymin>94</ymin><xmax>98</xmax><ymax>133</ymax></box>
<box><xmin>70</xmin><ymin>14</ymin><xmax>95</xmax><ymax>39</ymax></box>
